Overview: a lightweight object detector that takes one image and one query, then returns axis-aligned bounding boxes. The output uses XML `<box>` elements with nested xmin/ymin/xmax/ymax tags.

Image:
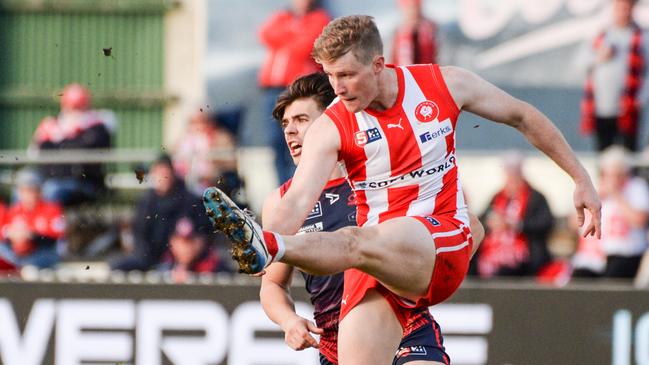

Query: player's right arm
<box><xmin>259</xmin><ymin>188</ymin><xmax>323</xmax><ymax>350</ymax></box>
<box><xmin>265</xmin><ymin>114</ymin><xmax>341</xmax><ymax>235</ymax></box>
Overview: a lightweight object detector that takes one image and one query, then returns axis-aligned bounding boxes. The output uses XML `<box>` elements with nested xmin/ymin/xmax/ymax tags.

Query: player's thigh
<box><xmin>357</xmin><ymin>217</ymin><xmax>436</xmax><ymax>296</ymax></box>
<box><xmin>468</xmin><ymin>212</ymin><xmax>484</xmax><ymax>257</ymax></box>
<box><xmin>338</xmin><ymin>289</ymin><xmax>402</xmax><ymax>365</ymax></box>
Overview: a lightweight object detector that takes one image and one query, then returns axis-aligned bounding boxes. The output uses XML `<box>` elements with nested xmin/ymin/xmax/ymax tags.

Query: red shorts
<box><xmin>340</xmin><ymin>215</ymin><xmax>473</xmax><ymax>328</ymax></box>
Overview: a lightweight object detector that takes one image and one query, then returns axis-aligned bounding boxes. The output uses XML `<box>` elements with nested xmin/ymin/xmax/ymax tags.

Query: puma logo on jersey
<box><xmin>387</xmin><ymin>118</ymin><xmax>404</xmax><ymax>130</ymax></box>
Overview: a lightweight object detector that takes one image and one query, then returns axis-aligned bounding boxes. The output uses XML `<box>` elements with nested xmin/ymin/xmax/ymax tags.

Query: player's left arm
<box><xmin>441</xmin><ymin>66</ymin><xmax>601</xmax><ymax>238</ymax></box>
<box><xmin>260</xmin><ymin>189</ymin><xmax>323</xmax><ymax>350</ymax></box>
<box><xmin>265</xmin><ymin>114</ymin><xmax>341</xmax><ymax>235</ymax></box>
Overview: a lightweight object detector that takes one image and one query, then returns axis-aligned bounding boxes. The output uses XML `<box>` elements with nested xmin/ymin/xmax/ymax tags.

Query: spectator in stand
<box><xmin>109</xmin><ymin>154</ymin><xmax>210</xmax><ymax>272</ymax></box>
<box><xmin>597</xmin><ymin>146</ymin><xmax>649</xmax><ymax>278</ymax></box>
<box><xmin>30</xmin><ymin>83</ymin><xmax>116</xmax><ymax>205</ymax></box>
<box><xmin>173</xmin><ymin>108</ymin><xmax>237</xmax><ymax>195</ymax></box>
<box><xmin>258</xmin><ymin>0</ymin><xmax>330</xmax><ymax>184</ymax></box>
<box><xmin>576</xmin><ymin>0</ymin><xmax>649</xmax><ymax>152</ymax></box>
<box><xmin>571</xmin><ymin>210</ymin><xmax>607</xmax><ymax>278</ymax></box>
<box><xmin>473</xmin><ymin>151</ymin><xmax>554</xmax><ymax>278</ymax></box>
<box><xmin>0</xmin><ymin>168</ymin><xmax>65</xmax><ymax>269</ymax></box>
<box><xmin>391</xmin><ymin>0</ymin><xmax>438</xmax><ymax>65</ymax></box>
<box><xmin>158</xmin><ymin>216</ymin><xmax>228</xmax><ymax>283</ymax></box>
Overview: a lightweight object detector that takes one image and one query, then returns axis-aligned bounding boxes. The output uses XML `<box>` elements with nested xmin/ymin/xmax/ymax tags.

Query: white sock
<box><xmin>273</xmin><ymin>233</ymin><xmax>286</xmax><ymax>262</ymax></box>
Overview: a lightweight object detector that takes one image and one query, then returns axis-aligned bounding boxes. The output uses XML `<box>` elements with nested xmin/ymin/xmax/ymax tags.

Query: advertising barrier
<box><xmin>0</xmin><ymin>280</ymin><xmax>648</xmax><ymax>365</ymax></box>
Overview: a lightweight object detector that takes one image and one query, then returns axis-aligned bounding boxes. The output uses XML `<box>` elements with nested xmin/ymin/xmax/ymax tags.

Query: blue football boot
<box><xmin>202</xmin><ymin>187</ymin><xmax>270</xmax><ymax>274</ymax></box>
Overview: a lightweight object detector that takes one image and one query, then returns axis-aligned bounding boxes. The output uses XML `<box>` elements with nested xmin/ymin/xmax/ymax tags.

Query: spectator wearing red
<box><xmin>31</xmin><ymin>83</ymin><xmax>116</xmax><ymax>205</ymax></box>
<box><xmin>0</xmin><ymin>168</ymin><xmax>65</xmax><ymax>269</ymax></box>
<box><xmin>158</xmin><ymin>217</ymin><xmax>227</xmax><ymax>283</ymax></box>
<box><xmin>391</xmin><ymin>0</ymin><xmax>438</xmax><ymax>65</ymax></box>
<box><xmin>577</xmin><ymin>0</ymin><xmax>649</xmax><ymax>152</ymax></box>
<box><xmin>258</xmin><ymin>0</ymin><xmax>330</xmax><ymax>184</ymax></box>
<box><xmin>472</xmin><ymin>152</ymin><xmax>554</xmax><ymax>278</ymax></box>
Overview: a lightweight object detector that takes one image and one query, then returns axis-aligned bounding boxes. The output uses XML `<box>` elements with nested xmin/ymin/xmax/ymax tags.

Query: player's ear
<box><xmin>372</xmin><ymin>55</ymin><xmax>385</xmax><ymax>75</ymax></box>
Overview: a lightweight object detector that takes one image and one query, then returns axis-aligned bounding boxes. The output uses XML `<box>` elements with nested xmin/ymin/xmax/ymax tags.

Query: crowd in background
<box><xmin>1</xmin><ymin>0</ymin><xmax>649</xmax><ymax>286</ymax></box>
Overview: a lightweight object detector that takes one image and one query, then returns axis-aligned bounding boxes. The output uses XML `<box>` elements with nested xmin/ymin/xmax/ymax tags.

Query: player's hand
<box><xmin>574</xmin><ymin>179</ymin><xmax>602</xmax><ymax>239</ymax></box>
<box><xmin>280</xmin><ymin>316</ymin><xmax>324</xmax><ymax>351</ymax></box>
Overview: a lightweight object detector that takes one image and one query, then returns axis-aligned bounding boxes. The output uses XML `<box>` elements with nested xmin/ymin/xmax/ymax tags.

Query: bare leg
<box><xmin>338</xmin><ymin>290</ymin><xmax>402</xmax><ymax>365</ymax></box>
<box><xmin>281</xmin><ymin>217</ymin><xmax>436</xmax><ymax>299</ymax></box>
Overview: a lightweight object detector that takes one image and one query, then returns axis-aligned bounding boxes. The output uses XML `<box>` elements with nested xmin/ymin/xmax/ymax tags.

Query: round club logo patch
<box><xmin>415</xmin><ymin>100</ymin><xmax>439</xmax><ymax>123</ymax></box>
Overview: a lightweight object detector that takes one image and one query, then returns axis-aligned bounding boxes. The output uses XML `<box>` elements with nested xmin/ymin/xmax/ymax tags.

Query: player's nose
<box><xmin>331</xmin><ymin>79</ymin><xmax>346</xmax><ymax>95</ymax></box>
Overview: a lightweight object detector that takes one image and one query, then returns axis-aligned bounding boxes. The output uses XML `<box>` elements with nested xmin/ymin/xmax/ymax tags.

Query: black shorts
<box><xmin>319</xmin><ymin>317</ymin><xmax>449</xmax><ymax>365</ymax></box>
<box><xmin>320</xmin><ymin>353</ymin><xmax>335</xmax><ymax>365</ymax></box>
<box><xmin>393</xmin><ymin>318</ymin><xmax>449</xmax><ymax>365</ymax></box>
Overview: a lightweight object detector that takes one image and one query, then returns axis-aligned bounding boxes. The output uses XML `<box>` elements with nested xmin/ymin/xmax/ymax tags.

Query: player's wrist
<box><xmin>278</xmin><ymin>313</ymin><xmax>302</xmax><ymax>331</ymax></box>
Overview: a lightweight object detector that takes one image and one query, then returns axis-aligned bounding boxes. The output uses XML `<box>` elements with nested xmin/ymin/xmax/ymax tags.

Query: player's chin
<box><xmin>342</xmin><ymin>98</ymin><xmax>361</xmax><ymax>112</ymax></box>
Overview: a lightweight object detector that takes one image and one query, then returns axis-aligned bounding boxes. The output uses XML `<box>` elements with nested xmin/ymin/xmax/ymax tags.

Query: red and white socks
<box><xmin>262</xmin><ymin>230</ymin><xmax>286</xmax><ymax>263</ymax></box>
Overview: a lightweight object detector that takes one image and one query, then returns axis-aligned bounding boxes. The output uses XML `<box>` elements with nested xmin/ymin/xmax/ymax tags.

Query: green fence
<box><xmin>0</xmin><ymin>0</ymin><xmax>175</xmax><ymax>149</ymax></box>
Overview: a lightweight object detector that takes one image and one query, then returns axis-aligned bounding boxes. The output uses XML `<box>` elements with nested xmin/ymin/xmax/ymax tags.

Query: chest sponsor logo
<box><xmin>354</xmin><ymin>127</ymin><xmax>382</xmax><ymax>147</ymax></box>
<box><xmin>298</xmin><ymin>221</ymin><xmax>324</xmax><ymax>234</ymax></box>
<box><xmin>415</xmin><ymin>100</ymin><xmax>439</xmax><ymax>123</ymax></box>
<box><xmin>353</xmin><ymin>155</ymin><xmax>456</xmax><ymax>190</ymax></box>
<box><xmin>325</xmin><ymin>193</ymin><xmax>340</xmax><ymax>205</ymax></box>
<box><xmin>420</xmin><ymin>124</ymin><xmax>452</xmax><ymax>143</ymax></box>
<box><xmin>306</xmin><ymin>201</ymin><xmax>322</xmax><ymax>220</ymax></box>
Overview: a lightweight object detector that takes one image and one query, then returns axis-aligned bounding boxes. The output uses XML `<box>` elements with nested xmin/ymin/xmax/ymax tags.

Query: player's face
<box><xmin>322</xmin><ymin>51</ymin><xmax>381</xmax><ymax>113</ymax></box>
<box><xmin>281</xmin><ymin>97</ymin><xmax>324</xmax><ymax>165</ymax></box>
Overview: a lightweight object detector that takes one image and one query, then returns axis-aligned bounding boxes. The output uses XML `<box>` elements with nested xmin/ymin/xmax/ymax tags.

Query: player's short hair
<box><xmin>272</xmin><ymin>72</ymin><xmax>335</xmax><ymax>122</ymax></box>
<box><xmin>312</xmin><ymin>15</ymin><xmax>383</xmax><ymax>65</ymax></box>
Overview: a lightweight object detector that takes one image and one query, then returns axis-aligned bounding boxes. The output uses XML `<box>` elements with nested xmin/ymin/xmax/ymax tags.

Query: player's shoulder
<box><xmin>438</xmin><ymin>65</ymin><xmax>480</xmax><ymax>106</ymax></box>
<box><xmin>323</xmin><ymin>98</ymin><xmax>350</xmax><ymax>123</ymax></box>
<box><xmin>439</xmin><ymin>65</ymin><xmax>473</xmax><ymax>83</ymax></box>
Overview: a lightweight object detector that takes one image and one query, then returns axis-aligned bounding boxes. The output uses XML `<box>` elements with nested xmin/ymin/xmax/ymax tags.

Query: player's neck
<box><xmin>367</xmin><ymin>68</ymin><xmax>398</xmax><ymax>112</ymax></box>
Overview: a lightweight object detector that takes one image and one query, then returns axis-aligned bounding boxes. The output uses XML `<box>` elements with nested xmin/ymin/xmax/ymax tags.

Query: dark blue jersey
<box><xmin>280</xmin><ymin>177</ymin><xmax>356</xmax><ymax>358</ymax></box>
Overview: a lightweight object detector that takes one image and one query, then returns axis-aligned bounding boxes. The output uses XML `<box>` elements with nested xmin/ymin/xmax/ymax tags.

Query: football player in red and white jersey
<box><xmin>203</xmin><ymin>15</ymin><xmax>601</xmax><ymax>365</ymax></box>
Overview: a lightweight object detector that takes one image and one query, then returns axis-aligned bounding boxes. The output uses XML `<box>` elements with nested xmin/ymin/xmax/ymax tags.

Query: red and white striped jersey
<box><xmin>324</xmin><ymin>64</ymin><xmax>468</xmax><ymax>227</ymax></box>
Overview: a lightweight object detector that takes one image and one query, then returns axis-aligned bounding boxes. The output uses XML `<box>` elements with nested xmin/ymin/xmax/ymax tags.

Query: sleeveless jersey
<box><xmin>279</xmin><ymin>177</ymin><xmax>356</xmax><ymax>363</ymax></box>
<box><xmin>324</xmin><ymin>64</ymin><xmax>469</xmax><ymax>227</ymax></box>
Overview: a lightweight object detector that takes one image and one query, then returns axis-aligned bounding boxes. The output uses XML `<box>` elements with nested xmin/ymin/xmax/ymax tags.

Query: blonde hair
<box><xmin>312</xmin><ymin>15</ymin><xmax>383</xmax><ymax>64</ymax></box>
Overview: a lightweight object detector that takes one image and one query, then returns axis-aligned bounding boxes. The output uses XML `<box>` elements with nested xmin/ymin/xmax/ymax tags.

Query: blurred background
<box><xmin>1</xmin><ymin>0</ymin><xmax>649</xmax><ymax>364</ymax></box>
